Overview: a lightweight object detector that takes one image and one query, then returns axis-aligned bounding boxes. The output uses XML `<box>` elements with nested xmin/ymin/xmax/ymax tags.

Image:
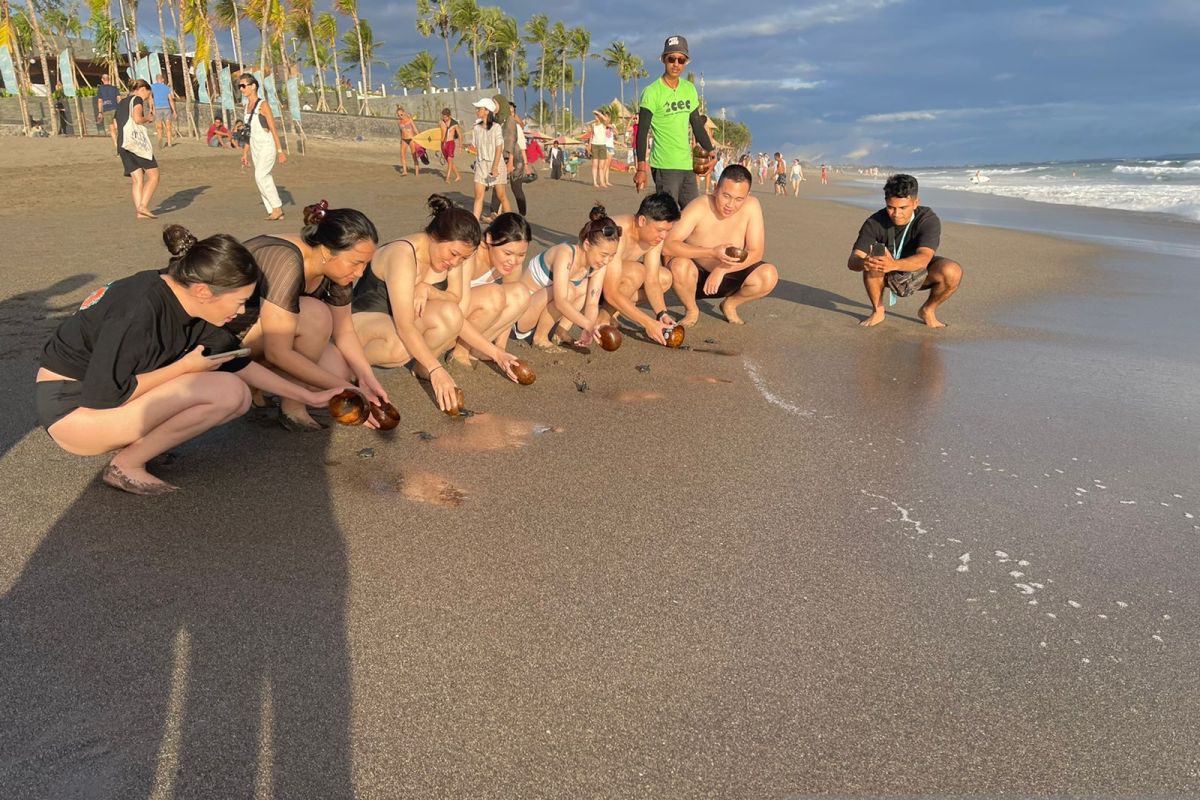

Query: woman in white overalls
<box><xmin>238</xmin><ymin>74</ymin><xmax>287</xmax><ymax>221</ymax></box>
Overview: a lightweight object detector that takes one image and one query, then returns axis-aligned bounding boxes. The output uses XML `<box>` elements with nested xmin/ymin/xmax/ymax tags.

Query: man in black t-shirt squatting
<box><xmin>848</xmin><ymin>174</ymin><xmax>963</xmax><ymax>328</ymax></box>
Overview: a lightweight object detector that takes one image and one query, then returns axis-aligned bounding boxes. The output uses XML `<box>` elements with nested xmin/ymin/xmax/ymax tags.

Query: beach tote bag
<box><xmin>121</xmin><ymin>98</ymin><xmax>154</xmax><ymax>160</ymax></box>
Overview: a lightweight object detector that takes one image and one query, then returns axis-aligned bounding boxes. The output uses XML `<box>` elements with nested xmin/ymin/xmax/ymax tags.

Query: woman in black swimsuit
<box><xmin>232</xmin><ymin>200</ymin><xmax>384</xmax><ymax>431</ymax></box>
<box><xmin>353</xmin><ymin>195</ymin><xmax>518</xmax><ymax>412</ymax></box>
<box><xmin>36</xmin><ymin>225</ymin><xmax>343</xmax><ymax>495</ymax></box>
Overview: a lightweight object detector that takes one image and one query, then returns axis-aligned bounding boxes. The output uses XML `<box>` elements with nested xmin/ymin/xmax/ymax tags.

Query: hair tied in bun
<box><xmin>304</xmin><ymin>199</ymin><xmax>330</xmax><ymax>226</ymax></box>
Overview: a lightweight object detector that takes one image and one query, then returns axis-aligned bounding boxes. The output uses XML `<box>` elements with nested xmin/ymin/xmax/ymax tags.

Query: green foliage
<box><xmin>394</xmin><ymin>49</ymin><xmax>439</xmax><ymax>90</ymax></box>
<box><xmin>711</xmin><ymin>117</ymin><xmax>752</xmax><ymax>153</ymax></box>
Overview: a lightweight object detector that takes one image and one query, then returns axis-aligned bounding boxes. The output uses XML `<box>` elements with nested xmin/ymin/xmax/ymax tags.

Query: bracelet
<box><xmin>654</xmin><ymin>310</ymin><xmax>668</xmax><ymax>320</ymax></box>
<box><xmin>429</xmin><ymin>365</ymin><xmax>445</xmax><ymax>376</ymax></box>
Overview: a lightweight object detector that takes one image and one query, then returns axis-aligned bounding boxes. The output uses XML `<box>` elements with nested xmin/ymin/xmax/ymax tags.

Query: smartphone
<box><xmin>205</xmin><ymin>347</ymin><xmax>251</xmax><ymax>360</ymax></box>
<box><xmin>868</xmin><ymin>242</ymin><xmax>887</xmax><ymax>259</ymax></box>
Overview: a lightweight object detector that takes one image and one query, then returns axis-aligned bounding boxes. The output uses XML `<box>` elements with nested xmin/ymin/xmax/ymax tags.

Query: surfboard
<box><xmin>969</xmin><ymin>173</ymin><xmax>991</xmax><ymax>184</ymax></box>
<box><xmin>412</xmin><ymin>127</ymin><xmax>444</xmax><ymax>149</ymax></box>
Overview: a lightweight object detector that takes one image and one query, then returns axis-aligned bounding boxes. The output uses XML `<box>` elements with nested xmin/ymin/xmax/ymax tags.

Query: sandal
<box><xmin>102</xmin><ymin>463</ymin><xmax>179</xmax><ymax>496</ymax></box>
<box><xmin>280</xmin><ymin>413</ymin><xmax>327</xmax><ymax>432</ymax></box>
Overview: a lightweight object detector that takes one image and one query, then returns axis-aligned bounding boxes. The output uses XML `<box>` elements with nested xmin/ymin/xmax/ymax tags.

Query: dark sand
<box><xmin>1</xmin><ymin>137</ymin><xmax>1198</xmax><ymax>798</ymax></box>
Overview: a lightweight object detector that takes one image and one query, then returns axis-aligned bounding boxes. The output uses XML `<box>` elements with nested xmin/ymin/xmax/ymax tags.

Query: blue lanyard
<box><xmin>892</xmin><ymin>217</ymin><xmax>915</xmax><ymax>260</ymax></box>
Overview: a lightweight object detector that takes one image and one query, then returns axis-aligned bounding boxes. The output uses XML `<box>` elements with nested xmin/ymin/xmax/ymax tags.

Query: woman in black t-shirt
<box><xmin>232</xmin><ymin>200</ymin><xmax>386</xmax><ymax>431</ymax></box>
<box><xmin>116</xmin><ymin>79</ymin><xmax>160</xmax><ymax>220</ymax></box>
<box><xmin>36</xmin><ymin>225</ymin><xmax>344</xmax><ymax>496</ymax></box>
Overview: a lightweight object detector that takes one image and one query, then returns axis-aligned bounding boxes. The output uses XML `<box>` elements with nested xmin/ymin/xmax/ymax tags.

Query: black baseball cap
<box><xmin>662</xmin><ymin>35</ymin><xmax>689</xmax><ymax>58</ymax></box>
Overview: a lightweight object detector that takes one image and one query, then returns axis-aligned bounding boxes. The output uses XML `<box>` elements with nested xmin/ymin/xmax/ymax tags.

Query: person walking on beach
<box><xmin>820</xmin><ymin>163</ymin><xmax>828</xmax><ymax>185</ymax></box>
<box><xmin>591</xmin><ymin>109</ymin><xmax>612</xmax><ymax>188</ymax></box>
<box><xmin>664</xmin><ymin>164</ymin><xmax>779</xmax><ymax>327</ymax></box>
<box><xmin>634</xmin><ymin>35</ymin><xmax>716</xmax><ymax>209</ymax></box>
<box><xmin>773</xmin><ymin>153</ymin><xmax>787</xmax><ymax>195</ymax></box>
<box><xmin>396</xmin><ymin>106</ymin><xmax>420</xmax><ymax>176</ymax></box>
<box><xmin>95</xmin><ymin>73</ymin><xmax>119</xmax><ymax>144</ymax></box>
<box><xmin>238</xmin><ymin>74</ymin><xmax>287</xmax><ymax>221</ymax></box>
<box><xmin>487</xmin><ymin>99</ymin><xmax>528</xmax><ymax>218</ymax></box>
<box><xmin>790</xmin><ymin>159</ymin><xmax>804</xmax><ymax>195</ymax></box>
<box><xmin>150</xmin><ymin>74</ymin><xmax>177</xmax><ymax>147</ymax></box>
<box><xmin>115</xmin><ymin>79</ymin><xmax>160</xmax><ymax>220</ymax></box>
<box><xmin>438</xmin><ymin>107</ymin><xmax>462</xmax><ymax>182</ymax></box>
<box><xmin>470</xmin><ymin>98</ymin><xmax>509</xmax><ymax>220</ymax></box>
<box><xmin>847</xmin><ymin>173</ymin><xmax>963</xmax><ymax>329</ymax></box>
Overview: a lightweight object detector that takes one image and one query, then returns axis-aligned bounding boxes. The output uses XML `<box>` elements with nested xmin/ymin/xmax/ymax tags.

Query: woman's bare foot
<box><xmin>719</xmin><ymin>299</ymin><xmax>746</xmax><ymax>325</ymax></box>
<box><xmin>859</xmin><ymin>309</ymin><xmax>886</xmax><ymax>328</ymax></box>
<box><xmin>266</xmin><ymin>210</ymin><xmax>284</xmax><ymax>221</ymax></box>
<box><xmin>918</xmin><ymin>304</ymin><xmax>947</xmax><ymax>328</ymax></box>
<box><xmin>279</xmin><ymin>399</ymin><xmax>325</xmax><ymax>431</ymax></box>
<box><xmin>532</xmin><ymin>337</ymin><xmax>557</xmax><ymax>351</ymax></box>
<box><xmin>449</xmin><ymin>345</ymin><xmax>478</xmax><ymax>366</ymax></box>
<box><xmin>102</xmin><ymin>461</ymin><xmax>178</xmax><ymax>496</ymax></box>
<box><xmin>679</xmin><ymin>311</ymin><xmax>700</xmax><ymax>328</ymax></box>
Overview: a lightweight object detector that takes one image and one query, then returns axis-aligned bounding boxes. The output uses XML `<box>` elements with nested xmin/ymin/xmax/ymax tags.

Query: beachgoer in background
<box><xmin>710</xmin><ymin>152</ymin><xmax>725</xmax><ymax>194</ymax></box>
<box><xmin>549</xmin><ymin>139</ymin><xmax>564</xmax><ymax>180</ymax></box>
<box><xmin>206</xmin><ymin>117</ymin><xmax>233</xmax><ymax>148</ymax></box>
<box><xmin>635</xmin><ymin>35</ymin><xmax>716</xmax><ymax>208</ymax></box>
<box><xmin>351</xmin><ymin>195</ymin><xmax>478</xmax><ymax>412</ymax></box>
<box><xmin>438</xmin><ymin>212</ymin><xmax>531</xmax><ymax>372</ymax></box>
<box><xmin>820</xmin><ymin>164</ymin><xmax>829</xmax><ymax>184</ymax></box>
<box><xmin>526</xmin><ymin>128</ymin><xmax>543</xmax><ymax>168</ymax></box>
<box><xmin>96</xmin><ymin>73</ymin><xmax>119</xmax><ymax>145</ymax></box>
<box><xmin>664</xmin><ymin>164</ymin><xmax>778</xmax><ymax>326</ymax></box>
<box><xmin>438</xmin><ymin>107</ymin><xmax>462</xmax><ymax>182</ymax></box>
<box><xmin>396</xmin><ymin>106</ymin><xmax>420</xmax><ymax>177</ymax></box>
<box><xmin>238</xmin><ymin>74</ymin><xmax>287</xmax><ymax>221</ymax></box>
<box><xmin>847</xmin><ymin>173</ymin><xmax>962</xmax><ymax>329</ymax></box>
<box><xmin>229</xmin><ymin>201</ymin><xmax>384</xmax><ymax>431</ymax></box>
<box><xmin>790</xmin><ymin>159</ymin><xmax>804</xmax><ymax>195</ymax></box>
<box><xmin>470</xmin><ymin>98</ymin><xmax>509</xmax><ymax>220</ymax></box>
<box><xmin>774</xmin><ymin>153</ymin><xmax>787</xmax><ymax>195</ymax></box>
<box><xmin>591</xmin><ymin>109</ymin><xmax>612</xmax><ymax>188</ymax></box>
<box><xmin>598</xmin><ymin>192</ymin><xmax>681</xmax><ymax>345</ymax></box>
<box><xmin>115</xmin><ymin>79</ymin><xmax>160</xmax><ymax>220</ymax></box>
<box><xmin>488</xmin><ymin>99</ymin><xmax>529</xmax><ymax>218</ymax></box>
<box><xmin>150</xmin><ymin>74</ymin><xmax>176</xmax><ymax>147</ymax></box>
<box><xmin>36</xmin><ymin>225</ymin><xmax>341</xmax><ymax>495</ymax></box>
<box><xmin>518</xmin><ymin>206</ymin><xmax>620</xmax><ymax>349</ymax></box>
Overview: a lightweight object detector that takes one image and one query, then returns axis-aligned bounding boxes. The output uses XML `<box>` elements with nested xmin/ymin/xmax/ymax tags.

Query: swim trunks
<box><xmin>885</xmin><ymin>268</ymin><xmax>929</xmax><ymax>298</ymax></box>
<box><xmin>693</xmin><ymin>261</ymin><xmax>765</xmax><ymax>298</ymax></box>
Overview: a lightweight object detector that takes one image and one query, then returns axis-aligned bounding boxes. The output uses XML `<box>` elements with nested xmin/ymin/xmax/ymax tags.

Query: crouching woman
<box><xmin>36</xmin><ymin>225</ymin><xmax>342</xmax><ymax>495</ymax></box>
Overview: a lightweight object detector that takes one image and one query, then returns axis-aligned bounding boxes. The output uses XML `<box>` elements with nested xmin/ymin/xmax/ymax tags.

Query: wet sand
<box><xmin>1</xmin><ymin>137</ymin><xmax>1198</xmax><ymax>798</ymax></box>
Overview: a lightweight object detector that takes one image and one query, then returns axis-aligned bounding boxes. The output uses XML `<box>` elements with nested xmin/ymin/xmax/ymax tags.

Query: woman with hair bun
<box><xmin>517</xmin><ymin>205</ymin><xmax>622</xmax><ymax>349</ymax></box>
<box><xmin>444</xmin><ymin>212</ymin><xmax>534</xmax><ymax>367</ymax></box>
<box><xmin>230</xmin><ymin>200</ymin><xmax>384</xmax><ymax>431</ymax></box>
<box><xmin>353</xmin><ymin>194</ymin><xmax>517</xmax><ymax>411</ymax></box>
<box><xmin>35</xmin><ymin>225</ymin><xmax>343</xmax><ymax>496</ymax></box>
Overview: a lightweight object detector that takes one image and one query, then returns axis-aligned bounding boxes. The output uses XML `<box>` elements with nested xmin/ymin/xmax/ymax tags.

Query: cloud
<box><xmin>746</xmin><ymin>103</ymin><xmax>780</xmax><ymax>112</ymax></box>
<box><xmin>858</xmin><ymin>102</ymin><xmax>1093</xmax><ymax>125</ymax></box>
<box><xmin>705</xmin><ymin>78</ymin><xmax>821</xmax><ymax>91</ymax></box>
<box><xmin>690</xmin><ymin>0</ymin><xmax>906</xmax><ymax>42</ymax></box>
<box><xmin>859</xmin><ymin>111</ymin><xmax>938</xmax><ymax>123</ymax></box>
<box><xmin>845</xmin><ymin>146</ymin><xmax>872</xmax><ymax>159</ymax></box>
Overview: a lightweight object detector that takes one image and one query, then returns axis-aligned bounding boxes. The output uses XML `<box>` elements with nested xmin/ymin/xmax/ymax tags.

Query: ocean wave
<box><xmin>974</xmin><ymin>166</ymin><xmax>1051</xmax><ymax>175</ymax></box>
<box><xmin>1113</xmin><ymin>163</ymin><xmax>1200</xmax><ymax>177</ymax></box>
<box><xmin>932</xmin><ymin>180</ymin><xmax>1200</xmax><ymax>222</ymax></box>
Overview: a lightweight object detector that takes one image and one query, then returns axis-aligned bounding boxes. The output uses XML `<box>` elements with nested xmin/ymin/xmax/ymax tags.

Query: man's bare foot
<box><xmin>919</xmin><ymin>305</ymin><xmax>947</xmax><ymax>328</ymax></box>
<box><xmin>859</xmin><ymin>309</ymin><xmax>886</xmax><ymax>328</ymax></box>
<box><xmin>532</xmin><ymin>337</ymin><xmax>557</xmax><ymax>351</ymax></box>
<box><xmin>449</xmin><ymin>345</ymin><xmax>478</xmax><ymax>366</ymax></box>
<box><xmin>679</xmin><ymin>311</ymin><xmax>700</xmax><ymax>328</ymax></box>
<box><xmin>720</xmin><ymin>299</ymin><xmax>746</xmax><ymax>325</ymax></box>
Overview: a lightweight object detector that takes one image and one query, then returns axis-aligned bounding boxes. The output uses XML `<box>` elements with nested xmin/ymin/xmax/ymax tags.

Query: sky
<box><xmin>132</xmin><ymin>0</ymin><xmax>1199</xmax><ymax>166</ymax></box>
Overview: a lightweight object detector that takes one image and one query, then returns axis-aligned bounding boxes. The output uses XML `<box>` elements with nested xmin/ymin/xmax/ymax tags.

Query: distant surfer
<box><xmin>847</xmin><ymin>173</ymin><xmax>963</xmax><ymax>329</ymax></box>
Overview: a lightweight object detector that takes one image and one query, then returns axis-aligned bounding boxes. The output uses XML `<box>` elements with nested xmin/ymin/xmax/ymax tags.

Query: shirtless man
<box><xmin>597</xmin><ymin>192</ymin><xmax>682</xmax><ymax>345</ymax></box>
<box><xmin>847</xmin><ymin>173</ymin><xmax>963</xmax><ymax>328</ymax></box>
<box><xmin>663</xmin><ymin>164</ymin><xmax>779</xmax><ymax>326</ymax></box>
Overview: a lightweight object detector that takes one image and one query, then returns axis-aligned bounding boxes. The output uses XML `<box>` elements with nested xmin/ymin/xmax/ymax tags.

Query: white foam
<box><xmin>742</xmin><ymin>358</ymin><xmax>814</xmax><ymax>418</ymax></box>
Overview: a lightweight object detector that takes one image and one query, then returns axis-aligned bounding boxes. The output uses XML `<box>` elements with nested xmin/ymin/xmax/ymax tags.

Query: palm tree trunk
<box><xmin>330</xmin><ymin>33</ymin><xmax>345</xmax><ymax>113</ymax></box>
<box><xmin>2</xmin><ymin>0</ymin><xmax>33</xmax><ymax>134</ymax></box>
<box><xmin>537</xmin><ymin>45</ymin><xmax>544</xmax><ymax>121</ymax></box>
<box><xmin>115</xmin><ymin>0</ymin><xmax>137</xmax><ymax>73</ymax></box>
<box><xmin>351</xmin><ymin>11</ymin><xmax>367</xmax><ymax>114</ymax></box>
<box><xmin>154</xmin><ymin>0</ymin><xmax>181</xmax><ymax>134</ymax></box>
<box><xmin>440</xmin><ymin>28</ymin><xmax>453</xmax><ymax>88</ymax></box>
<box><xmin>23</xmin><ymin>0</ymin><xmax>57</xmax><ymax>135</ymax></box>
<box><xmin>305</xmin><ymin>18</ymin><xmax>327</xmax><ymax>111</ymax></box>
<box><xmin>174</xmin><ymin>0</ymin><xmax>199</xmax><ymax>135</ymax></box>
<box><xmin>258</xmin><ymin>0</ymin><xmax>268</xmax><ymax>72</ymax></box>
<box><xmin>579</xmin><ymin>54</ymin><xmax>585</xmax><ymax>124</ymax></box>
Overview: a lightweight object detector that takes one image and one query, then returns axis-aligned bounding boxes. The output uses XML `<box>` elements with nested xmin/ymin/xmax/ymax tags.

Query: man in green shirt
<box><xmin>635</xmin><ymin>35</ymin><xmax>715</xmax><ymax>209</ymax></box>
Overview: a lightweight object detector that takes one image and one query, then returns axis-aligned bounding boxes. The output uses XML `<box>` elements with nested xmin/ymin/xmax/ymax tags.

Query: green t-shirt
<box><xmin>639</xmin><ymin>77</ymin><xmax>699</xmax><ymax>171</ymax></box>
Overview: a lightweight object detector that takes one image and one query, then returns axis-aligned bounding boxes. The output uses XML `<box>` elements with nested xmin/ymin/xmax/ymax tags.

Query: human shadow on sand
<box><xmin>0</xmin><ymin>413</ymin><xmax>355</xmax><ymax>799</ymax></box>
<box><xmin>154</xmin><ymin>185</ymin><xmax>211</xmax><ymax>215</ymax></box>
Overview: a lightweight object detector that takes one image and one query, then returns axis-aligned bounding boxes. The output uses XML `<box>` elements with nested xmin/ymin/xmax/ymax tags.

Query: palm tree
<box><xmin>1</xmin><ymin>0</ymin><xmax>33</xmax><ymax>134</ymax></box>
<box><xmin>415</xmin><ymin>0</ymin><xmax>455</xmax><ymax>89</ymax></box>
<box><xmin>522</xmin><ymin>13</ymin><xmax>547</xmax><ymax>123</ymax></box>
<box><xmin>289</xmin><ymin>0</ymin><xmax>326</xmax><ymax>110</ymax></box>
<box><xmin>549</xmin><ymin>21</ymin><xmax>568</xmax><ymax>132</ymax></box>
<box><xmin>602</xmin><ymin>41</ymin><xmax>630</xmax><ymax>106</ymax></box>
<box><xmin>153</xmin><ymin>0</ymin><xmax>178</xmax><ymax>102</ymax></box>
<box><xmin>340</xmin><ymin>17</ymin><xmax>382</xmax><ymax>103</ymax></box>
<box><xmin>449</xmin><ymin>0</ymin><xmax>481</xmax><ymax>89</ymax></box>
<box><xmin>570</xmin><ymin>26</ymin><xmax>590</xmax><ymax>126</ymax></box>
<box><xmin>313</xmin><ymin>11</ymin><xmax>343</xmax><ymax>112</ymax></box>
<box><xmin>170</xmin><ymin>0</ymin><xmax>198</xmax><ymax>135</ymax></box>
<box><xmin>630</xmin><ymin>54</ymin><xmax>647</xmax><ymax>100</ymax></box>
<box><xmin>214</xmin><ymin>0</ymin><xmax>245</xmax><ymax>68</ymax></box>
<box><xmin>22</xmin><ymin>0</ymin><xmax>56</xmax><ymax>134</ymax></box>
<box><xmin>394</xmin><ymin>49</ymin><xmax>438</xmax><ymax>91</ymax></box>
<box><xmin>333</xmin><ymin>0</ymin><xmax>367</xmax><ymax>111</ymax></box>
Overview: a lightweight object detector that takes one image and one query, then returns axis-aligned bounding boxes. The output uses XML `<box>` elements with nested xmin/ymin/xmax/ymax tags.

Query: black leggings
<box><xmin>490</xmin><ymin>154</ymin><xmax>528</xmax><ymax>217</ymax></box>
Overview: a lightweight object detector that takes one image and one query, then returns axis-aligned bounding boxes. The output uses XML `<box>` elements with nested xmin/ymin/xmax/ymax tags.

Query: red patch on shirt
<box><xmin>79</xmin><ymin>286</ymin><xmax>109</xmax><ymax>310</ymax></box>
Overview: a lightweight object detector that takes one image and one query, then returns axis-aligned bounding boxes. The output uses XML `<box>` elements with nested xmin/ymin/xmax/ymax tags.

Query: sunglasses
<box><xmin>598</xmin><ymin>224</ymin><xmax>622</xmax><ymax>238</ymax></box>
<box><xmin>238</xmin><ymin>83</ymin><xmax>251</xmax><ymax>89</ymax></box>
<box><xmin>665</xmin><ymin>56</ymin><xmax>688</xmax><ymax>65</ymax></box>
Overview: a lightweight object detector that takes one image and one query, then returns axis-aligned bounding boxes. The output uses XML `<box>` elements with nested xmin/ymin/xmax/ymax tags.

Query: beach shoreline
<box><xmin>2</xmin><ymin>136</ymin><xmax>1198</xmax><ymax>797</ymax></box>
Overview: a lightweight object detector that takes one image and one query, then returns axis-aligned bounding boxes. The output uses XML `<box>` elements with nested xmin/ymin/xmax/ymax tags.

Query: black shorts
<box><xmin>651</xmin><ymin>167</ymin><xmax>700</xmax><ymax>210</ymax></box>
<box><xmin>119</xmin><ymin>148</ymin><xmax>158</xmax><ymax>176</ymax></box>
<box><xmin>775</xmin><ymin>174</ymin><xmax>786</xmax><ymax>186</ymax></box>
<box><xmin>36</xmin><ymin>379</ymin><xmax>83</xmax><ymax>429</ymax></box>
<box><xmin>695</xmin><ymin>261</ymin><xmax>764</xmax><ymax>298</ymax></box>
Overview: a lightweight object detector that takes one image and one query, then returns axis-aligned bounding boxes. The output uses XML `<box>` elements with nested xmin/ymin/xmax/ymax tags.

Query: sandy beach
<box><xmin>1</xmin><ymin>136</ymin><xmax>1198</xmax><ymax>798</ymax></box>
